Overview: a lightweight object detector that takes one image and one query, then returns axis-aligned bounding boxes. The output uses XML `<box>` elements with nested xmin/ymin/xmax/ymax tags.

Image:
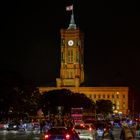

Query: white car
<box><xmin>74</xmin><ymin>124</ymin><xmax>95</xmax><ymax>140</ymax></box>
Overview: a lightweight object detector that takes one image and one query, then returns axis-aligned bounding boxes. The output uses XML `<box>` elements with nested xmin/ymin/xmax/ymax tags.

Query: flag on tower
<box><xmin>66</xmin><ymin>5</ymin><xmax>73</xmax><ymax>11</ymax></box>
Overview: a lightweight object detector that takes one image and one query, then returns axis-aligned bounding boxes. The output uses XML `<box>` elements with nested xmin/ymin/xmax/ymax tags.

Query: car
<box><xmin>7</xmin><ymin>122</ymin><xmax>19</xmax><ymax>131</ymax></box>
<box><xmin>74</xmin><ymin>124</ymin><xmax>95</xmax><ymax>140</ymax></box>
<box><xmin>44</xmin><ymin>126</ymin><xmax>80</xmax><ymax>140</ymax></box>
<box><xmin>0</xmin><ymin>121</ymin><xmax>8</xmax><ymax>130</ymax></box>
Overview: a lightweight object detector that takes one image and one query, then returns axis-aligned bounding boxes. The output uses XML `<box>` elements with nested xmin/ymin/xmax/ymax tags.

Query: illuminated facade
<box><xmin>39</xmin><ymin>11</ymin><xmax>129</xmax><ymax>114</ymax></box>
<box><xmin>56</xmin><ymin>13</ymin><xmax>84</xmax><ymax>87</ymax></box>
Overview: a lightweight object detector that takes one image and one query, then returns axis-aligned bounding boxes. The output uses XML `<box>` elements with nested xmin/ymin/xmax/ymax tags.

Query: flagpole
<box><xmin>72</xmin><ymin>4</ymin><xmax>74</xmax><ymax>15</ymax></box>
<box><xmin>66</xmin><ymin>4</ymin><xmax>76</xmax><ymax>29</ymax></box>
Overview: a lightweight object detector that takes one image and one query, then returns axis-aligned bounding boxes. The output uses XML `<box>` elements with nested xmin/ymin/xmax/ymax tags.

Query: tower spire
<box><xmin>67</xmin><ymin>5</ymin><xmax>76</xmax><ymax>29</ymax></box>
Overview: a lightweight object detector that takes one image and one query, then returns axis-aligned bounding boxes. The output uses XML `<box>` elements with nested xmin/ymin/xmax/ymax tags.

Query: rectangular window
<box><xmin>123</xmin><ymin>104</ymin><xmax>125</xmax><ymax>108</ymax></box>
<box><xmin>116</xmin><ymin>106</ymin><xmax>119</xmax><ymax>110</ymax></box>
<box><xmin>123</xmin><ymin>95</ymin><xmax>125</xmax><ymax>98</ymax></box>
<box><xmin>116</xmin><ymin>95</ymin><xmax>119</xmax><ymax>98</ymax></box>
<box><xmin>61</xmin><ymin>52</ymin><xmax>64</xmax><ymax>62</ymax></box>
<box><xmin>89</xmin><ymin>94</ymin><xmax>92</xmax><ymax>99</ymax></box>
<box><xmin>116</xmin><ymin>101</ymin><xmax>119</xmax><ymax>105</ymax></box>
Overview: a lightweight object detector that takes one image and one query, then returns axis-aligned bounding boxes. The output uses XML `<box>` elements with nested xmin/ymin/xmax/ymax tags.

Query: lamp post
<box><xmin>95</xmin><ymin>105</ymin><xmax>98</xmax><ymax>120</ymax></box>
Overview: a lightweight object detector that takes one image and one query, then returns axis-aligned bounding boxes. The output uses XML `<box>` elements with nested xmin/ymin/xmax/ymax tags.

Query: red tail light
<box><xmin>44</xmin><ymin>134</ymin><xmax>50</xmax><ymax>139</ymax></box>
<box><xmin>89</xmin><ymin>127</ymin><xmax>92</xmax><ymax>131</ymax></box>
<box><xmin>80</xmin><ymin>123</ymin><xmax>84</xmax><ymax>126</ymax></box>
<box><xmin>65</xmin><ymin>134</ymin><xmax>70</xmax><ymax>139</ymax></box>
<box><xmin>72</xmin><ymin>127</ymin><xmax>75</xmax><ymax>131</ymax></box>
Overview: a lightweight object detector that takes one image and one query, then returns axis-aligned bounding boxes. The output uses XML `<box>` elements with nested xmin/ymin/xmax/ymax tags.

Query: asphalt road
<box><xmin>0</xmin><ymin>130</ymin><xmax>43</xmax><ymax>140</ymax></box>
<box><xmin>0</xmin><ymin>127</ymin><xmax>122</xmax><ymax>140</ymax></box>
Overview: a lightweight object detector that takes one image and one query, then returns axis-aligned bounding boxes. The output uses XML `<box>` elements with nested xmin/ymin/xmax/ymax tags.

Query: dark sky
<box><xmin>0</xmin><ymin>0</ymin><xmax>140</xmax><ymax>89</ymax></box>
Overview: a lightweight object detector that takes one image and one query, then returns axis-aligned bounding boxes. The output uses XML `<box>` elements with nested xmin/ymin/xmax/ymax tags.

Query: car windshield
<box><xmin>48</xmin><ymin>127</ymin><xmax>68</xmax><ymax>134</ymax></box>
<box><xmin>74</xmin><ymin>125</ymin><xmax>90</xmax><ymax>130</ymax></box>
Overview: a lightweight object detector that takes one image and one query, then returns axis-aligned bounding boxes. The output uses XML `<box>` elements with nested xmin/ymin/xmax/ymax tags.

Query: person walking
<box><xmin>120</xmin><ymin>126</ymin><xmax>125</xmax><ymax>140</ymax></box>
<box><xmin>109</xmin><ymin>126</ymin><xmax>114</xmax><ymax>140</ymax></box>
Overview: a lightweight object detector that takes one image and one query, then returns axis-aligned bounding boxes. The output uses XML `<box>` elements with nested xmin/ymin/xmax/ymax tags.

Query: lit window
<box><xmin>116</xmin><ymin>106</ymin><xmax>119</xmax><ymax>109</ymax></box>
<box><xmin>116</xmin><ymin>94</ymin><xmax>119</xmax><ymax>98</ymax></box>
<box><xmin>61</xmin><ymin>52</ymin><xmax>64</xmax><ymax>62</ymax></box>
<box><xmin>76</xmin><ymin>51</ymin><xmax>79</xmax><ymax>62</ymax></box>
<box><xmin>89</xmin><ymin>94</ymin><xmax>92</xmax><ymax>99</ymax></box>
<box><xmin>117</xmin><ymin>101</ymin><xmax>119</xmax><ymax>105</ymax></box>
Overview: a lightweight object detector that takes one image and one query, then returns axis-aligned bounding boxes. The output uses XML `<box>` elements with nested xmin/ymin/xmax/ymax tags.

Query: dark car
<box><xmin>7</xmin><ymin>122</ymin><xmax>19</xmax><ymax>131</ymax></box>
<box><xmin>44</xmin><ymin>126</ymin><xmax>80</xmax><ymax>140</ymax></box>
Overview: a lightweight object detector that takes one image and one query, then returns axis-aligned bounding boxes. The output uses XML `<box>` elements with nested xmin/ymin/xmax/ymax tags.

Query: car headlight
<box><xmin>13</xmin><ymin>125</ymin><xmax>17</xmax><ymax>128</ymax></box>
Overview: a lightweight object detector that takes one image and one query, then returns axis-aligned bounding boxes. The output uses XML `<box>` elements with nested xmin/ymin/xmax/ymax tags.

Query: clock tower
<box><xmin>56</xmin><ymin>12</ymin><xmax>84</xmax><ymax>87</ymax></box>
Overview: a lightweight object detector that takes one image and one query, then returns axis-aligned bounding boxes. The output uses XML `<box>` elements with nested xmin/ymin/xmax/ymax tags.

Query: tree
<box><xmin>0</xmin><ymin>70</ymin><xmax>42</xmax><ymax>117</ymax></box>
<box><xmin>17</xmin><ymin>85</ymin><xmax>41</xmax><ymax>116</ymax></box>
<box><xmin>40</xmin><ymin>89</ymin><xmax>95</xmax><ymax>115</ymax></box>
<box><xmin>96</xmin><ymin>99</ymin><xmax>113</xmax><ymax>115</ymax></box>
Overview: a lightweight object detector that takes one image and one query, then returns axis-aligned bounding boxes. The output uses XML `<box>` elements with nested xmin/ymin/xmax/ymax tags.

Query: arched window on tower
<box><xmin>77</xmin><ymin>40</ymin><xmax>80</xmax><ymax>46</ymax></box>
<box><xmin>68</xmin><ymin>49</ymin><xmax>71</xmax><ymax>63</ymax></box>
<box><xmin>67</xmin><ymin>49</ymin><xmax>74</xmax><ymax>63</ymax></box>
<box><xmin>61</xmin><ymin>39</ymin><xmax>65</xmax><ymax>46</ymax></box>
<box><xmin>61</xmin><ymin>52</ymin><xmax>64</xmax><ymax>62</ymax></box>
<box><xmin>76</xmin><ymin>50</ymin><xmax>79</xmax><ymax>63</ymax></box>
<box><xmin>71</xmin><ymin>50</ymin><xmax>73</xmax><ymax>63</ymax></box>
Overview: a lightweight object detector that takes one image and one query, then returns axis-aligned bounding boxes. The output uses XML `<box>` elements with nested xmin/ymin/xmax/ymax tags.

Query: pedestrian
<box><xmin>109</xmin><ymin>127</ymin><xmax>114</xmax><ymax>140</ymax></box>
<box><xmin>120</xmin><ymin>127</ymin><xmax>125</xmax><ymax>140</ymax></box>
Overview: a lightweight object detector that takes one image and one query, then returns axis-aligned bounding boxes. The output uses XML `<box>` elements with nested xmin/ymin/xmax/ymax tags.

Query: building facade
<box><xmin>39</xmin><ymin>10</ymin><xmax>129</xmax><ymax>114</ymax></box>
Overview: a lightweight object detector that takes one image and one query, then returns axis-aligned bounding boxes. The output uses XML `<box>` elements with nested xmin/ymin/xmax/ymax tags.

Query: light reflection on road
<box><xmin>0</xmin><ymin>130</ymin><xmax>43</xmax><ymax>140</ymax></box>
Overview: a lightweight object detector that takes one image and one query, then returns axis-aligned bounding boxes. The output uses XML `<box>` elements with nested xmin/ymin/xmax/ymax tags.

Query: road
<box><xmin>0</xmin><ymin>130</ymin><xmax>43</xmax><ymax>140</ymax></box>
<box><xmin>103</xmin><ymin>127</ymin><xmax>121</xmax><ymax>140</ymax></box>
<box><xmin>0</xmin><ymin>127</ymin><xmax>122</xmax><ymax>140</ymax></box>
<box><xmin>112</xmin><ymin>127</ymin><xmax>122</xmax><ymax>140</ymax></box>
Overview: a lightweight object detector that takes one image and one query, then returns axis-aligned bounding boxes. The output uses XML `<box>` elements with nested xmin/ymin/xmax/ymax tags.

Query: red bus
<box><xmin>71</xmin><ymin>108</ymin><xmax>84</xmax><ymax>124</ymax></box>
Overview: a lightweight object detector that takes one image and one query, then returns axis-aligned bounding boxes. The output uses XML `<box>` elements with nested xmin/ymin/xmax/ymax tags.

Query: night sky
<box><xmin>0</xmin><ymin>0</ymin><xmax>140</xmax><ymax>91</ymax></box>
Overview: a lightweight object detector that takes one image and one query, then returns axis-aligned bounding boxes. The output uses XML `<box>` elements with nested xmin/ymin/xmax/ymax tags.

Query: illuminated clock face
<box><xmin>68</xmin><ymin>40</ymin><xmax>74</xmax><ymax>46</ymax></box>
